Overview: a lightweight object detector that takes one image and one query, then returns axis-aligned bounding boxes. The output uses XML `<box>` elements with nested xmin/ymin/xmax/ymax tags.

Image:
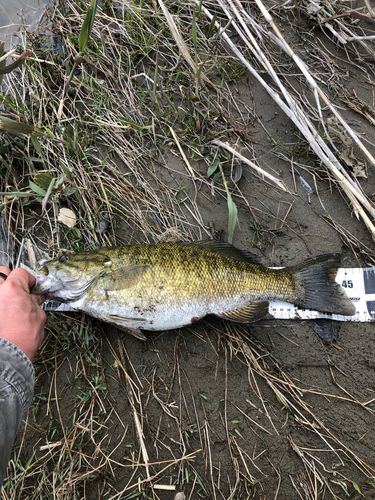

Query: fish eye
<box><xmin>60</xmin><ymin>255</ymin><xmax>68</xmax><ymax>263</ymax></box>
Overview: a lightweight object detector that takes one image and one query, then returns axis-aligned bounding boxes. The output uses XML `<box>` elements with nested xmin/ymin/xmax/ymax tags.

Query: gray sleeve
<box><xmin>0</xmin><ymin>338</ymin><xmax>35</xmax><ymax>486</ymax></box>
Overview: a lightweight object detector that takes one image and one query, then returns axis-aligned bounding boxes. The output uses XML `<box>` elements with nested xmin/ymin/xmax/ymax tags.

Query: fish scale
<box><xmin>92</xmin><ymin>244</ymin><xmax>295</xmax><ymax>306</ymax></box>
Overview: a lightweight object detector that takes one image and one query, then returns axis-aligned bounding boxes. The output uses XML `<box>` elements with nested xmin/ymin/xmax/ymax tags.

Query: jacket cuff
<box><xmin>0</xmin><ymin>338</ymin><xmax>35</xmax><ymax>413</ymax></box>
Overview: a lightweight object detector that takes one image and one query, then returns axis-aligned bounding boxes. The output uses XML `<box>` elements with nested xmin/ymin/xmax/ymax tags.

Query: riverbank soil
<box><xmin>1</xmin><ymin>0</ymin><xmax>375</xmax><ymax>498</ymax></box>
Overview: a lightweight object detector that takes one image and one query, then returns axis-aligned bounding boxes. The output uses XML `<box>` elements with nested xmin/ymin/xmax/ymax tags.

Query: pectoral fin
<box><xmin>103</xmin><ymin>265</ymin><xmax>149</xmax><ymax>291</ymax></box>
<box><xmin>108</xmin><ymin>314</ymin><xmax>147</xmax><ymax>340</ymax></box>
<box><xmin>216</xmin><ymin>301</ymin><xmax>269</xmax><ymax>323</ymax></box>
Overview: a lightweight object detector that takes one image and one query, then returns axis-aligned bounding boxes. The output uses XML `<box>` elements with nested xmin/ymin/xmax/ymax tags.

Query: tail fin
<box><xmin>294</xmin><ymin>254</ymin><xmax>355</xmax><ymax>316</ymax></box>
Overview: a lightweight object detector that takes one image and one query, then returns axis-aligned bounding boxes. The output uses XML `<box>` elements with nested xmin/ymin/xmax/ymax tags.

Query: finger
<box><xmin>37</xmin><ymin>304</ymin><xmax>47</xmax><ymax>324</ymax></box>
<box><xmin>0</xmin><ymin>266</ymin><xmax>11</xmax><ymax>283</ymax></box>
<box><xmin>38</xmin><ymin>294</ymin><xmax>47</xmax><ymax>306</ymax></box>
<box><xmin>6</xmin><ymin>267</ymin><xmax>36</xmax><ymax>291</ymax></box>
<box><xmin>30</xmin><ymin>292</ymin><xmax>47</xmax><ymax>307</ymax></box>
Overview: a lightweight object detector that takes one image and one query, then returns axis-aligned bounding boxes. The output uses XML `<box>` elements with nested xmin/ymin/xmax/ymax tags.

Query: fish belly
<box><xmin>70</xmin><ymin>291</ymin><xmax>244</xmax><ymax>331</ymax></box>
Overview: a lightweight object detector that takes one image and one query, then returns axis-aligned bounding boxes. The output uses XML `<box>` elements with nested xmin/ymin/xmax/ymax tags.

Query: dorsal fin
<box><xmin>216</xmin><ymin>301</ymin><xmax>269</xmax><ymax>323</ymax></box>
<box><xmin>186</xmin><ymin>241</ymin><xmax>263</xmax><ymax>265</ymax></box>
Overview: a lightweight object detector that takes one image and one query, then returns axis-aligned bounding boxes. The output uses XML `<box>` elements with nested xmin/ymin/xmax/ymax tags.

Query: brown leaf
<box><xmin>57</xmin><ymin>208</ymin><xmax>77</xmax><ymax>227</ymax></box>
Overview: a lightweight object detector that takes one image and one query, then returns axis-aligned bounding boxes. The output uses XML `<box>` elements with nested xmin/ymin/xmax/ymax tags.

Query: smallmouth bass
<box><xmin>32</xmin><ymin>241</ymin><xmax>355</xmax><ymax>340</ymax></box>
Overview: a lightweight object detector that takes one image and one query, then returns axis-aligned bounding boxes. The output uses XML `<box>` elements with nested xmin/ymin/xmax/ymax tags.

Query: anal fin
<box><xmin>216</xmin><ymin>301</ymin><xmax>269</xmax><ymax>323</ymax></box>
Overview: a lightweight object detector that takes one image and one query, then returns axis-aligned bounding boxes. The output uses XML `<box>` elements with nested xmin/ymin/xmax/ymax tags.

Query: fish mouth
<box><xmin>32</xmin><ymin>279</ymin><xmax>84</xmax><ymax>302</ymax></box>
<box><xmin>32</xmin><ymin>275</ymin><xmax>63</xmax><ymax>295</ymax></box>
<box><xmin>32</xmin><ymin>274</ymin><xmax>81</xmax><ymax>300</ymax></box>
<box><xmin>32</xmin><ymin>270</ymin><xmax>107</xmax><ymax>302</ymax></box>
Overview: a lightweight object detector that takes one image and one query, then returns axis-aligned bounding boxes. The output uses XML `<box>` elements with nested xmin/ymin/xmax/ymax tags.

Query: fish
<box><xmin>31</xmin><ymin>241</ymin><xmax>356</xmax><ymax>340</ymax></box>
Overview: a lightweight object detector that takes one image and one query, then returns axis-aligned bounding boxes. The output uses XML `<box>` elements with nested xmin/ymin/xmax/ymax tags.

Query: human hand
<box><xmin>0</xmin><ymin>267</ymin><xmax>46</xmax><ymax>361</ymax></box>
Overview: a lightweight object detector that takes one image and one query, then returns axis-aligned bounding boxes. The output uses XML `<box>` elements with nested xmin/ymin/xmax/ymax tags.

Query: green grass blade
<box><xmin>41</xmin><ymin>176</ymin><xmax>56</xmax><ymax>212</ymax></box>
<box><xmin>60</xmin><ymin>164</ymin><xmax>73</xmax><ymax>181</ymax></box>
<box><xmin>153</xmin><ymin>50</ymin><xmax>159</xmax><ymax>106</ymax></box>
<box><xmin>352</xmin><ymin>483</ymin><xmax>362</xmax><ymax>495</ymax></box>
<box><xmin>0</xmin><ymin>50</ymin><xmax>32</xmax><ymax>76</ymax></box>
<box><xmin>207</xmin><ymin>158</ymin><xmax>220</xmax><ymax>177</ymax></box>
<box><xmin>0</xmin><ymin>115</ymin><xmax>45</xmax><ymax>136</ymax></box>
<box><xmin>208</xmin><ymin>14</ymin><xmax>218</xmax><ymax>36</ymax></box>
<box><xmin>222</xmin><ymin>173</ymin><xmax>240</xmax><ymax>244</ymax></box>
<box><xmin>79</xmin><ymin>0</ymin><xmax>98</xmax><ymax>53</ymax></box>
<box><xmin>226</xmin><ymin>189</ymin><xmax>239</xmax><ymax>244</ymax></box>
<box><xmin>212</xmin><ymin>171</ymin><xmax>222</xmax><ymax>183</ymax></box>
<box><xmin>34</xmin><ymin>173</ymin><xmax>54</xmax><ymax>190</ymax></box>
<box><xmin>195</xmin><ymin>58</ymin><xmax>208</xmax><ymax>81</ymax></box>
<box><xmin>0</xmin><ymin>41</ymin><xmax>5</xmax><ymax>85</ymax></box>
<box><xmin>197</xmin><ymin>0</ymin><xmax>203</xmax><ymax>18</ymax></box>
<box><xmin>29</xmin><ymin>181</ymin><xmax>47</xmax><ymax>196</ymax></box>
<box><xmin>0</xmin><ymin>191</ymin><xmax>32</xmax><ymax>198</ymax></box>
<box><xmin>192</xmin><ymin>11</ymin><xmax>197</xmax><ymax>52</ymax></box>
<box><xmin>116</xmin><ymin>118</ymin><xmax>151</xmax><ymax>130</ymax></box>
<box><xmin>31</xmin><ymin>134</ymin><xmax>42</xmax><ymax>154</ymax></box>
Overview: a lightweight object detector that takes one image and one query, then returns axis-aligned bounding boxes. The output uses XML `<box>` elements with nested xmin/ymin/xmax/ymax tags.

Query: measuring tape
<box><xmin>28</xmin><ymin>266</ymin><xmax>375</xmax><ymax>322</ymax></box>
<box><xmin>270</xmin><ymin>267</ymin><xmax>375</xmax><ymax>322</ymax></box>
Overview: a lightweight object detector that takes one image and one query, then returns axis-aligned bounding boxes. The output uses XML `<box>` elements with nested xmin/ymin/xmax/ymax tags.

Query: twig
<box><xmin>210</xmin><ymin>139</ymin><xmax>289</xmax><ymax>192</ymax></box>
